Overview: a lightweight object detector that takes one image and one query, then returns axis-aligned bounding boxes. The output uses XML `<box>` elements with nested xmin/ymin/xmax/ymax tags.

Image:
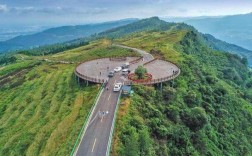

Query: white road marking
<box><xmin>92</xmin><ymin>138</ymin><xmax>97</xmax><ymax>152</ymax></box>
<box><xmin>101</xmin><ymin>116</ymin><xmax>104</xmax><ymax>123</ymax></box>
<box><xmin>107</xmin><ymin>93</ymin><xmax>111</xmax><ymax>101</ymax></box>
<box><xmin>73</xmin><ymin>88</ymin><xmax>104</xmax><ymax>156</ymax></box>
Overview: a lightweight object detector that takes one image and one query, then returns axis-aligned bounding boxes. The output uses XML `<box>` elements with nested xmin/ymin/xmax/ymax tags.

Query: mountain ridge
<box><xmin>2</xmin><ymin>17</ymin><xmax>252</xmax><ymax>66</ymax></box>
<box><xmin>0</xmin><ymin>19</ymin><xmax>139</xmax><ymax>53</ymax></box>
<box><xmin>184</xmin><ymin>12</ymin><xmax>252</xmax><ymax>50</ymax></box>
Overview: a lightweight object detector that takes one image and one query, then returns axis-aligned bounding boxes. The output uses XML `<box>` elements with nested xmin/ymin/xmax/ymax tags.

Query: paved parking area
<box><xmin>76</xmin><ymin>57</ymin><xmax>138</xmax><ymax>81</ymax></box>
<box><xmin>144</xmin><ymin>59</ymin><xmax>179</xmax><ymax>79</ymax></box>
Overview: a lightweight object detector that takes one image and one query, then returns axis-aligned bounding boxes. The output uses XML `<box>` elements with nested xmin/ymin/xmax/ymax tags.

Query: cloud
<box><xmin>0</xmin><ymin>4</ymin><xmax>8</xmax><ymax>12</ymax></box>
<box><xmin>0</xmin><ymin>4</ymin><xmax>35</xmax><ymax>14</ymax></box>
<box><xmin>178</xmin><ymin>8</ymin><xmax>188</xmax><ymax>13</ymax></box>
<box><xmin>0</xmin><ymin>4</ymin><xmax>107</xmax><ymax>15</ymax></box>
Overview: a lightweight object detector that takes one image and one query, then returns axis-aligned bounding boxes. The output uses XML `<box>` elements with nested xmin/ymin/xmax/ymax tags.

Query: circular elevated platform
<box><xmin>75</xmin><ymin>57</ymin><xmax>180</xmax><ymax>85</ymax></box>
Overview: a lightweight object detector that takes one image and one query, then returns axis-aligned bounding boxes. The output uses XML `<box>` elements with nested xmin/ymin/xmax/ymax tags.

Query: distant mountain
<box><xmin>0</xmin><ymin>19</ymin><xmax>138</xmax><ymax>53</ymax></box>
<box><xmin>183</xmin><ymin>13</ymin><xmax>252</xmax><ymax>50</ymax></box>
<box><xmin>0</xmin><ymin>25</ymin><xmax>50</xmax><ymax>41</ymax></box>
<box><xmin>98</xmin><ymin>17</ymin><xmax>252</xmax><ymax>66</ymax></box>
<box><xmin>203</xmin><ymin>34</ymin><xmax>252</xmax><ymax>56</ymax></box>
<box><xmin>162</xmin><ymin>16</ymin><xmax>220</xmax><ymax>23</ymax></box>
<box><xmin>99</xmin><ymin>17</ymin><xmax>251</xmax><ymax>61</ymax></box>
<box><xmin>99</xmin><ymin>17</ymin><xmax>176</xmax><ymax>38</ymax></box>
<box><xmin>13</xmin><ymin>17</ymin><xmax>252</xmax><ymax>66</ymax></box>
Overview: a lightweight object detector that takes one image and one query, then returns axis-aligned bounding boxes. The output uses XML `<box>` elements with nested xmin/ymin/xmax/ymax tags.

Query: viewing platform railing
<box><xmin>129</xmin><ymin>56</ymin><xmax>144</xmax><ymax>65</ymax></box>
<box><xmin>109</xmin><ymin>57</ymin><xmax>127</xmax><ymax>61</ymax></box>
<box><xmin>124</xmin><ymin>69</ymin><xmax>181</xmax><ymax>85</ymax></box>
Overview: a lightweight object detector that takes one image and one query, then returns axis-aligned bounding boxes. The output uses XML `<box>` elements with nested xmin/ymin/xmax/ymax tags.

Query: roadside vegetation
<box><xmin>0</xmin><ymin>39</ymin><xmax>138</xmax><ymax>156</ymax></box>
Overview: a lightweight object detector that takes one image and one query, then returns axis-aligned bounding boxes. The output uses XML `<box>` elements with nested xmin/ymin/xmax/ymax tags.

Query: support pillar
<box><xmin>160</xmin><ymin>82</ymin><xmax>163</xmax><ymax>91</ymax></box>
<box><xmin>86</xmin><ymin>80</ymin><xmax>89</xmax><ymax>86</ymax></box>
<box><xmin>77</xmin><ymin>77</ymin><xmax>80</xmax><ymax>86</ymax></box>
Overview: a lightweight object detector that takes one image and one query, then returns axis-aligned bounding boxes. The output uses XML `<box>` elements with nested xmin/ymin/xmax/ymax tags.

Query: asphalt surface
<box><xmin>75</xmin><ymin>72</ymin><xmax>125</xmax><ymax>156</ymax></box>
<box><xmin>113</xmin><ymin>44</ymin><xmax>154</xmax><ymax>62</ymax></box>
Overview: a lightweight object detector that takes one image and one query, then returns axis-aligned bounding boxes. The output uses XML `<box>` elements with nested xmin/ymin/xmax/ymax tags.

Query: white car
<box><xmin>113</xmin><ymin>82</ymin><xmax>122</xmax><ymax>92</ymax></box>
<box><xmin>114</xmin><ymin>66</ymin><xmax>122</xmax><ymax>72</ymax></box>
<box><xmin>122</xmin><ymin>69</ymin><xmax>130</xmax><ymax>75</ymax></box>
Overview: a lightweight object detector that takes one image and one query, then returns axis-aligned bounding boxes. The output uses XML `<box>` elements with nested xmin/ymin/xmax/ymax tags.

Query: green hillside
<box><xmin>0</xmin><ymin>39</ymin><xmax>138</xmax><ymax>156</ymax></box>
<box><xmin>111</xmin><ymin>27</ymin><xmax>252</xmax><ymax>155</ymax></box>
<box><xmin>202</xmin><ymin>34</ymin><xmax>252</xmax><ymax>66</ymax></box>
<box><xmin>1</xmin><ymin>17</ymin><xmax>252</xmax><ymax>156</ymax></box>
<box><xmin>99</xmin><ymin>17</ymin><xmax>176</xmax><ymax>39</ymax></box>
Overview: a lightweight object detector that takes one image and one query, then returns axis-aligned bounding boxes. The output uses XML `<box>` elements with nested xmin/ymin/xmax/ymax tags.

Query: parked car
<box><xmin>108</xmin><ymin>71</ymin><xmax>115</xmax><ymax>77</ymax></box>
<box><xmin>114</xmin><ymin>66</ymin><xmax>122</xmax><ymax>72</ymax></box>
<box><xmin>113</xmin><ymin>82</ymin><xmax>122</xmax><ymax>92</ymax></box>
<box><xmin>122</xmin><ymin>69</ymin><xmax>130</xmax><ymax>75</ymax></box>
<box><xmin>121</xmin><ymin>62</ymin><xmax>130</xmax><ymax>69</ymax></box>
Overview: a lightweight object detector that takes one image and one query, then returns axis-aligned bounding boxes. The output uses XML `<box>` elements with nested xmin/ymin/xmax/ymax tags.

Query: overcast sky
<box><xmin>0</xmin><ymin>0</ymin><xmax>252</xmax><ymax>26</ymax></box>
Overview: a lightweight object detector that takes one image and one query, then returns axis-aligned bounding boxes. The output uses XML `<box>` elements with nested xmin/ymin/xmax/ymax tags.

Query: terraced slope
<box><xmin>0</xmin><ymin>39</ymin><xmax>138</xmax><ymax>156</ymax></box>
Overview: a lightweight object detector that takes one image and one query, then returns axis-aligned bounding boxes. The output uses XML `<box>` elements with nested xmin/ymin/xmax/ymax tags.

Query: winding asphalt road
<box><xmin>74</xmin><ymin>45</ymin><xmax>153</xmax><ymax>156</ymax></box>
<box><xmin>114</xmin><ymin>44</ymin><xmax>154</xmax><ymax>62</ymax></box>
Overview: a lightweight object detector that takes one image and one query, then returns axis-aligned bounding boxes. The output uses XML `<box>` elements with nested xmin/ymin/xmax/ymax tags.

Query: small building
<box><xmin>121</xmin><ymin>85</ymin><xmax>131</xmax><ymax>96</ymax></box>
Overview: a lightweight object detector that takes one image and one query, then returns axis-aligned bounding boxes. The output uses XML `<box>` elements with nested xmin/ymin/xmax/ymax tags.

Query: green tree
<box><xmin>166</xmin><ymin>105</ymin><xmax>180</xmax><ymax>123</ymax></box>
<box><xmin>135</xmin><ymin>65</ymin><xmax>147</xmax><ymax>79</ymax></box>
<box><xmin>139</xmin><ymin>128</ymin><xmax>154</xmax><ymax>156</ymax></box>
<box><xmin>182</xmin><ymin>107</ymin><xmax>208</xmax><ymax>131</ymax></box>
<box><xmin>163</xmin><ymin>86</ymin><xmax>176</xmax><ymax>100</ymax></box>
<box><xmin>124</xmin><ymin>127</ymin><xmax>139</xmax><ymax>156</ymax></box>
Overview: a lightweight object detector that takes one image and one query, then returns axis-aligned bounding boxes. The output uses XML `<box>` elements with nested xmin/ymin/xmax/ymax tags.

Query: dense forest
<box><xmin>0</xmin><ymin>55</ymin><xmax>17</xmax><ymax>65</ymax></box>
<box><xmin>111</xmin><ymin>21</ymin><xmax>252</xmax><ymax>156</ymax></box>
<box><xmin>18</xmin><ymin>41</ymin><xmax>89</xmax><ymax>56</ymax></box>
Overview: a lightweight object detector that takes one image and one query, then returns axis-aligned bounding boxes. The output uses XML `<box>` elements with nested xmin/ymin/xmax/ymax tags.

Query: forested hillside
<box><xmin>99</xmin><ymin>17</ymin><xmax>176</xmax><ymax>39</ymax></box>
<box><xmin>202</xmin><ymin>34</ymin><xmax>252</xmax><ymax>66</ymax></box>
<box><xmin>185</xmin><ymin>13</ymin><xmax>252</xmax><ymax>50</ymax></box>
<box><xmin>111</xmin><ymin>23</ymin><xmax>252</xmax><ymax>155</ymax></box>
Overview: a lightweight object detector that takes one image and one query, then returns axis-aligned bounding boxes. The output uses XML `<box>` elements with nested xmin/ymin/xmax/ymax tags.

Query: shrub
<box><xmin>166</xmin><ymin>105</ymin><xmax>180</xmax><ymax>123</ymax></box>
<box><xmin>182</xmin><ymin>107</ymin><xmax>208</xmax><ymax>131</ymax></box>
<box><xmin>184</xmin><ymin>90</ymin><xmax>201</xmax><ymax>107</ymax></box>
<box><xmin>135</xmin><ymin>65</ymin><xmax>147</xmax><ymax>79</ymax></box>
<box><xmin>163</xmin><ymin>86</ymin><xmax>176</xmax><ymax>100</ymax></box>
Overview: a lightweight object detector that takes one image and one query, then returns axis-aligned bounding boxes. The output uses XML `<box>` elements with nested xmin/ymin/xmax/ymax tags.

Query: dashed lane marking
<box><xmin>92</xmin><ymin>138</ymin><xmax>97</xmax><ymax>152</ymax></box>
<box><xmin>108</xmin><ymin>93</ymin><xmax>111</xmax><ymax>101</ymax></box>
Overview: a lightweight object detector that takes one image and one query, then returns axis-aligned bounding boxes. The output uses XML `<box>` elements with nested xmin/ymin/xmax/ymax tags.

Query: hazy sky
<box><xmin>0</xmin><ymin>0</ymin><xmax>252</xmax><ymax>26</ymax></box>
